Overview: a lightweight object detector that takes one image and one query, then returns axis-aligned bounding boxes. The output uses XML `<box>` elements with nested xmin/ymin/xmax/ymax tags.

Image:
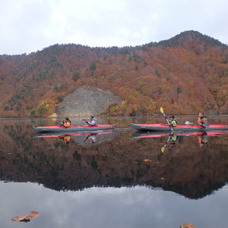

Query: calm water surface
<box><xmin>0</xmin><ymin>116</ymin><xmax>227</xmax><ymax>228</ymax></box>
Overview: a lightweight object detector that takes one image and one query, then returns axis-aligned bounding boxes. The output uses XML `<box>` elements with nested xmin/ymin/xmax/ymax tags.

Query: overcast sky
<box><xmin>1</xmin><ymin>0</ymin><xmax>227</xmax><ymax>55</ymax></box>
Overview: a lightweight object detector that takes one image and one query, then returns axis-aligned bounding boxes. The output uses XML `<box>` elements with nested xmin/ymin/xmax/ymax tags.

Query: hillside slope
<box><xmin>0</xmin><ymin>30</ymin><xmax>227</xmax><ymax>117</ymax></box>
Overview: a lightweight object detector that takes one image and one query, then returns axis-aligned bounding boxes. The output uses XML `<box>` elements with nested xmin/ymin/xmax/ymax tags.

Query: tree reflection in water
<box><xmin>0</xmin><ymin>118</ymin><xmax>227</xmax><ymax>200</ymax></box>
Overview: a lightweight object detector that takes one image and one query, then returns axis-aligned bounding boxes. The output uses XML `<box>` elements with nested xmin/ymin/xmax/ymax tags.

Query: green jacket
<box><xmin>169</xmin><ymin>119</ymin><xmax>177</xmax><ymax>127</ymax></box>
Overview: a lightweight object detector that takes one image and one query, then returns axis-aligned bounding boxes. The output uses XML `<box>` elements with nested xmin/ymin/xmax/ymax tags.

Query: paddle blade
<box><xmin>161</xmin><ymin>147</ymin><xmax>165</xmax><ymax>153</ymax></box>
<box><xmin>160</xmin><ymin>107</ymin><xmax>164</xmax><ymax>114</ymax></box>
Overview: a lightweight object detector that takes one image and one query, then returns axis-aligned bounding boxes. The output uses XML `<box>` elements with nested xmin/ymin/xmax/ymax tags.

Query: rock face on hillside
<box><xmin>56</xmin><ymin>86</ymin><xmax>123</xmax><ymax>117</ymax></box>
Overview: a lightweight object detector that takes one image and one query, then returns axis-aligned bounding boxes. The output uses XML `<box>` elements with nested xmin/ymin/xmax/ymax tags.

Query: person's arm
<box><xmin>82</xmin><ymin>119</ymin><xmax>89</xmax><ymax>124</ymax></box>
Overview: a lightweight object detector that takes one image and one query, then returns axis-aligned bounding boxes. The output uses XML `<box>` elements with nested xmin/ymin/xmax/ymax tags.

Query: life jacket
<box><xmin>169</xmin><ymin>119</ymin><xmax>177</xmax><ymax>127</ymax></box>
<box><xmin>63</xmin><ymin>120</ymin><xmax>71</xmax><ymax>128</ymax></box>
<box><xmin>197</xmin><ymin>117</ymin><xmax>202</xmax><ymax>125</ymax></box>
<box><xmin>201</xmin><ymin>117</ymin><xmax>207</xmax><ymax>124</ymax></box>
<box><xmin>88</xmin><ymin>117</ymin><xmax>97</xmax><ymax>126</ymax></box>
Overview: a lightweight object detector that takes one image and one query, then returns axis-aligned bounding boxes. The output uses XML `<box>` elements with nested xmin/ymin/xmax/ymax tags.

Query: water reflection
<box><xmin>1</xmin><ymin>181</ymin><xmax>228</xmax><ymax>228</ymax></box>
<box><xmin>35</xmin><ymin>130</ymin><xmax>115</xmax><ymax>146</ymax></box>
<box><xmin>132</xmin><ymin>130</ymin><xmax>228</xmax><ymax>150</ymax></box>
<box><xmin>0</xmin><ymin>117</ymin><xmax>228</xmax><ymax>228</ymax></box>
<box><xmin>0</xmin><ymin>117</ymin><xmax>227</xmax><ymax>200</ymax></box>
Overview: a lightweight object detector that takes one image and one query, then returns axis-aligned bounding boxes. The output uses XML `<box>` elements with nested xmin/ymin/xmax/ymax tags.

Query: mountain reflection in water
<box><xmin>0</xmin><ymin>117</ymin><xmax>228</xmax><ymax>200</ymax></box>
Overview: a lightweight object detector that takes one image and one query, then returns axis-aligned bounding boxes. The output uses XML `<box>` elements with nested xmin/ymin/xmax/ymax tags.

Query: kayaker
<box><xmin>61</xmin><ymin>117</ymin><xmax>72</xmax><ymax>128</ymax></box>
<box><xmin>83</xmin><ymin>116</ymin><xmax>97</xmax><ymax>126</ymax></box>
<box><xmin>168</xmin><ymin>116</ymin><xmax>177</xmax><ymax>127</ymax></box>
<box><xmin>197</xmin><ymin>112</ymin><xmax>203</xmax><ymax>124</ymax></box>
<box><xmin>197</xmin><ymin>113</ymin><xmax>208</xmax><ymax>128</ymax></box>
<box><xmin>201</xmin><ymin>115</ymin><xmax>208</xmax><ymax>128</ymax></box>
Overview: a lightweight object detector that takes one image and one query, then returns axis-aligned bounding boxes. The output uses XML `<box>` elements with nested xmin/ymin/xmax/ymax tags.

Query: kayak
<box><xmin>132</xmin><ymin>130</ymin><xmax>228</xmax><ymax>139</ymax></box>
<box><xmin>131</xmin><ymin>123</ymin><xmax>228</xmax><ymax>132</ymax></box>
<box><xmin>33</xmin><ymin>124</ymin><xmax>115</xmax><ymax>133</ymax></box>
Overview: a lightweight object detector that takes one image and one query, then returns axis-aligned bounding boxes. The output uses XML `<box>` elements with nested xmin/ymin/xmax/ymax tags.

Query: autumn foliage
<box><xmin>0</xmin><ymin>30</ymin><xmax>227</xmax><ymax>117</ymax></box>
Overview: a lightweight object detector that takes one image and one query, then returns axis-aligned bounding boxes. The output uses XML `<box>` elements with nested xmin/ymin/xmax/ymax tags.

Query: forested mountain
<box><xmin>0</xmin><ymin>30</ymin><xmax>227</xmax><ymax>117</ymax></box>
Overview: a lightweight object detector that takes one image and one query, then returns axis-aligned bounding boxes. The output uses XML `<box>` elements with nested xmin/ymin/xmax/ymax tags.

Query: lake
<box><xmin>0</xmin><ymin>115</ymin><xmax>227</xmax><ymax>228</ymax></box>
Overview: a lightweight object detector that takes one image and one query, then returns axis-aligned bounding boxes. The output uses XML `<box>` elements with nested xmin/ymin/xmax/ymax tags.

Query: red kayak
<box><xmin>33</xmin><ymin>124</ymin><xmax>115</xmax><ymax>133</ymax></box>
<box><xmin>131</xmin><ymin>123</ymin><xmax>228</xmax><ymax>132</ymax></box>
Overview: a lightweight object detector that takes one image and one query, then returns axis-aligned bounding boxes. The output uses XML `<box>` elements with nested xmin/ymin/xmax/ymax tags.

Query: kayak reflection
<box><xmin>132</xmin><ymin>130</ymin><xmax>228</xmax><ymax>149</ymax></box>
<box><xmin>83</xmin><ymin>133</ymin><xmax>97</xmax><ymax>144</ymax></box>
<box><xmin>132</xmin><ymin>130</ymin><xmax>228</xmax><ymax>163</ymax></box>
<box><xmin>34</xmin><ymin>130</ymin><xmax>114</xmax><ymax>145</ymax></box>
<box><xmin>132</xmin><ymin>130</ymin><xmax>228</xmax><ymax>140</ymax></box>
<box><xmin>60</xmin><ymin>135</ymin><xmax>72</xmax><ymax>144</ymax></box>
<box><xmin>60</xmin><ymin>133</ymin><xmax>97</xmax><ymax>144</ymax></box>
<box><xmin>197</xmin><ymin>132</ymin><xmax>208</xmax><ymax>147</ymax></box>
<box><xmin>160</xmin><ymin>134</ymin><xmax>179</xmax><ymax>153</ymax></box>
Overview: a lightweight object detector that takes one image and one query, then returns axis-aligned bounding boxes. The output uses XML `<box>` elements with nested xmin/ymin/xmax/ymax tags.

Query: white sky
<box><xmin>1</xmin><ymin>0</ymin><xmax>228</xmax><ymax>55</ymax></box>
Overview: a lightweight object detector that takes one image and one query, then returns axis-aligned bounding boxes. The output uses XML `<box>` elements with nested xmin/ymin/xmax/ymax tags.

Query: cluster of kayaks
<box><xmin>33</xmin><ymin>123</ymin><xmax>228</xmax><ymax>134</ymax></box>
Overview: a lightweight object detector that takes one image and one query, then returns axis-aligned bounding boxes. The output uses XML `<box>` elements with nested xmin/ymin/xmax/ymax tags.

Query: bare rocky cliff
<box><xmin>56</xmin><ymin>86</ymin><xmax>123</xmax><ymax>117</ymax></box>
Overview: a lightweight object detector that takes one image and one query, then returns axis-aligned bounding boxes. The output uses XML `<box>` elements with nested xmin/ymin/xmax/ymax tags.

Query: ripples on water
<box><xmin>0</xmin><ymin>116</ymin><xmax>227</xmax><ymax>228</ymax></box>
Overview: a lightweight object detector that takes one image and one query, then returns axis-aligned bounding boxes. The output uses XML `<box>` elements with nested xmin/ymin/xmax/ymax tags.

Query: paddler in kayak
<box><xmin>197</xmin><ymin>113</ymin><xmax>208</xmax><ymax>128</ymax></box>
<box><xmin>168</xmin><ymin>115</ymin><xmax>177</xmax><ymax>127</ymax></box>
<box><xmin>83</xmin><ymin>116</ymin><xmax>97</xmax><ymax>126</ymax></box>
<box><xmin>197</xmin><ymin>112</ymin><xmax>203</xmax><ymax>124</ymax></box>
<box><xmin>61</xmin><ymin>117</ymin><xmax>72</xmax><ymax>128</ymax></box>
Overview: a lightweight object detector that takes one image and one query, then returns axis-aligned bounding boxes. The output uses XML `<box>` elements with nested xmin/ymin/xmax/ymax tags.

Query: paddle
<box><xmin>160</xmin><ymin>107</ymin><xmax>169</xmax><ymax>124</ymax></box>
<box><xmin>161</xmin><ymin>135</ymin><xmax>172</xmax><ymax>153</ymax></box>
<box><xmin>160</xmin><ymin>107</ymin><xmax>174</xmax><ymax>132</ymax></box>
<box><xmin>161</xmin><ymin>141</ymin><xmax>168</xmax><ymax>153</ymax></box>
<box><xmin>158</xmin><ymin>136</ymin><xmax>169</xmax><ymax>160</ymax></box>
<box><xmin>82</xmin><ymin>119</ymin><xmax>89</xmax><ymax>124</ymax></box>
<box><xmin>83</xmin><ymin>134</ymin><xmax>90</xmax><ymax>143</ymax></box>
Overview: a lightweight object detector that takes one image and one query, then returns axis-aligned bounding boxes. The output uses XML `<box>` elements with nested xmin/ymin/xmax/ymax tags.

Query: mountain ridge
<box><xmin>156</xmin><ymin>30</ymin><xmax>226</xmax><ymax>48</ymax></box>
<box><xmin>0</xmin><ymin>30</ymin><xmax>227</xmax><ymax>117</ymax></box>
